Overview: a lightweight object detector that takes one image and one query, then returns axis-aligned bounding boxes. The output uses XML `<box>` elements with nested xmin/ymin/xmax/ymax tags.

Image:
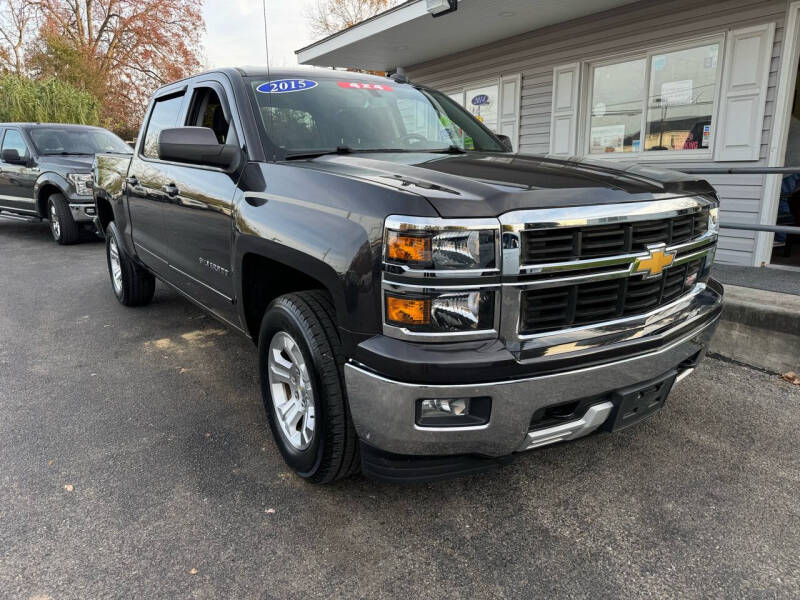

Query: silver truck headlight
<box><xmin>384</xmin><ymin>216</ymin><xmax>499</xmax><ymax>272</ymax></box>
<box><xmin>68</xmin><ymin>173</ymin><xmax>93</xmax><ymax>196</ymax></box>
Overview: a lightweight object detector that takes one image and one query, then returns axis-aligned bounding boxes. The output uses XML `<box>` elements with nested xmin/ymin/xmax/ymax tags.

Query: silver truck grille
<box><xmin>498</xmin><ymin>196</ymin><xmax>717</xmax><ymax>343</ymax></box>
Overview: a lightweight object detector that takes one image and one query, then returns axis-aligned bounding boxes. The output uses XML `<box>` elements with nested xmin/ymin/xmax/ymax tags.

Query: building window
<box><xmin>447</xmin><ymin>82</ymin><xmax>500</xmax><ymax>133</ymax></box>
<box><xmin>587</xmin><ymin>40</ymin><xmax>721</xmax><ymax>156</ymax></box>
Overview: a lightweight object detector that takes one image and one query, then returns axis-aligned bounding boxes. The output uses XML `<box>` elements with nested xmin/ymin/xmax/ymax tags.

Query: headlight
<box><xmin>384</xmin><ymin>217</ymin><xmax>498</xmax><ymax>272</ymax></box>
<box><xmin>385</xmin><ymin>290</ymin><xmax>495</xmax><ymax>333</ymax></box>
<box><xmin>708</xmin><ymin>206</ymin><xmax>719</xmax><ymax>234</ymax></box>
<box><xmin>67</xmin><ymin>173</ymin><xmax>93</xmax><ymax>196</ymax></box>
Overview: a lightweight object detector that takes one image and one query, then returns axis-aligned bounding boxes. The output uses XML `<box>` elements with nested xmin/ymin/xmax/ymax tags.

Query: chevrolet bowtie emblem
<box><xmin>632</xmin><ymin>245</ymin><xmax>676</xmax><ymax>278</ymax></box>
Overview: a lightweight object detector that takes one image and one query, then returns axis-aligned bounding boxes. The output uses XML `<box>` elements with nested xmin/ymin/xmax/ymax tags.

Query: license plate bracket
<box><xmin>605</xmin><ymin>370</ymin><xmax>677</xmax><ymax>432</ymax></box>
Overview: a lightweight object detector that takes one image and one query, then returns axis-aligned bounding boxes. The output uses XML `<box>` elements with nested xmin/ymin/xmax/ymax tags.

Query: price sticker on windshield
<box><xmin>337</xmin><ymin>82</ymin><xmax>394</xmax><ymax>91</ymax></box>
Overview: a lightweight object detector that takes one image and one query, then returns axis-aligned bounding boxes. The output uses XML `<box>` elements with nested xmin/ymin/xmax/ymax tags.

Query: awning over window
<box><xmin>296</xmin><ymin>0</ymin><xmax>640</xmax><ymax>71</ymax></box>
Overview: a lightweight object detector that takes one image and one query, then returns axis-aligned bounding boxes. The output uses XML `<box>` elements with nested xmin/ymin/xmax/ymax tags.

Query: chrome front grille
<box><xmin>499</xmin><ymin>196</ymin><xmax>718</xmax><ymax>344</ymax></box>
<box><xmin>521</xmin><ymin>208</ymin><xmax>709</xmax><ymax>264</ymax></box>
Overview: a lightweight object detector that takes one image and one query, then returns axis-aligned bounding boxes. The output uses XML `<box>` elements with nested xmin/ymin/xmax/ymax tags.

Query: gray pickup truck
<box><xmin>93</xmin><ymin>67</ymin><xmax>723</xmax><ymax>483</ymax></box>
<box><xmin>0</xmin><ymin>123</ymin><xmax>131</xmax><ymax>243</ymax></box>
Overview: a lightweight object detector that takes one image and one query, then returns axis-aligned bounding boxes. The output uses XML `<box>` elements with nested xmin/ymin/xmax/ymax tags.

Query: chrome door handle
<box><xmin>162</xmin><ymin>183</ymin><xmax>179</xmax><ymax>196</ymax></box>
<box><xmin>125</xmin><ymin>175</ymin><xmax>139</xmax><ymax>187</ymax></box>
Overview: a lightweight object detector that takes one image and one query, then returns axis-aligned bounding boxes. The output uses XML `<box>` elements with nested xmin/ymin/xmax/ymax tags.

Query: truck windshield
<box><xmin>29</xmin><ymin>127</ymin><xmax>132</xmax><ymax>156</ymax></box>
<box><xmin>247</xmin><ymin>77</ymin><xmax>508</xmax><ymax>158</ymax></box>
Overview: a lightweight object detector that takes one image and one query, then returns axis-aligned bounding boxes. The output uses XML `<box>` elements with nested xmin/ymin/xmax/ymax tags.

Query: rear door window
<box><xmin>141</xmin><ymin>94</ymin><xmax>185</xmax><ymax>158</ymax></box>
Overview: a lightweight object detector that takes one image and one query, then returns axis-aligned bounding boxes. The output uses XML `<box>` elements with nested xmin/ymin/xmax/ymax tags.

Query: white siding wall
<box><xmin>405</xmin><ymin>0</ymin><xmax>790</xmax><ymax>266</ymax></box>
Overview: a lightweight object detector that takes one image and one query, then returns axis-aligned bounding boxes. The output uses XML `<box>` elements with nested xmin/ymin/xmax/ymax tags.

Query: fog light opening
<box><xmin>416</xmin><ymin>396</ymin><xmax>491</xmax><ymax>428</ymax></box>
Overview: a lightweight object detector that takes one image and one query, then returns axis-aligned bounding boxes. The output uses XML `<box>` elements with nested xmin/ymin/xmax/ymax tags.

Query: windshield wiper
<box><xmin>42</xmin><ymin>152</ymin><xmax>91</xmax><ymax>156</ymax></box>
<box><xmin>284</xmin><ymin>146</ymin><xmax>353</xmax><ymax>160</ymax></box>
<box><xmin>284</xmin><ymin>147</ymin><xmax>422</xmax><ymax>160</ymax></box>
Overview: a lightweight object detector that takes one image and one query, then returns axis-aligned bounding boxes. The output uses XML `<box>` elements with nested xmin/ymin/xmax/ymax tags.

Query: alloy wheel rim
<box><xmin>50</xmin><ymin>204</ymin><xmax>60</xmax><ymax>239</ymax></box>
<box><xmin>108</xmin><ymin>237</ymin><xmax>123</xmax><ymax>294</ymax></box>
<box><xmin>267</xmin><ymin>331</ymin><xmax>316</xmax><ymax>451</ymax></box>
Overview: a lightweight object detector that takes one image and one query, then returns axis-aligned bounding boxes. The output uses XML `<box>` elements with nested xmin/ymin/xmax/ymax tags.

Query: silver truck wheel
<box><xmin>47</xmin><ymin>193</ymin><xmax>79</xmax><ymax>245</ymax></box>
<box><xmin>108</xmin><ymin>236</ymin><xmax>123</xmax><ymax>295</ymax></box>
<box><xmin>268</xmin><ymin>331</ymin><xmax>316</xmax><ymax>450</ymax></box>
<box><xmin>258</xmin><ymin>291</ymin><xmax>360</xmax><ymax>483</ymax></box>
<box><xmin>104</xmin><ymin>222</ymin><xmax>155</xmax><ymax>307</ymax></box>
<box><xmin>50</xmin><ymin>203</ymin><xmax>61</xmax><ymax>240</ymax></box>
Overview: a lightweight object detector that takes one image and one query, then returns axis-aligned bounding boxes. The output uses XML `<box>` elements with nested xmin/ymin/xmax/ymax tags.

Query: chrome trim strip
<box><xmin>508</xmin><ymin>242</ymin><xmax>715</xmax><ymax>290</ymax></box>
<box><xmin>384</xmin><ymin>264</ymin><xmax>501</xmax><ymax>278</ymax></box>
<box><xmin>515</xmin><ymin>283</ymin><xmax>707</xmax><ymax>341</ymax></box>
<box><xmin>383</xmin><ymin>280</ymin><xmax>502</xmax><ymax>292</ymax></box>
<box><xmin>168</xmin><ymin>263</ymin><xmax>234</xmax><ymax>303</ymax></box>
<box><xmin>675</xmin><ymin>367</ymin><xmax>695</xmax><ymax>385</ymax></box>
<box><xmin>385</xmin><ymin>215</ymin><xmax>500</xmax><ymax>230</ymax></box>
<box><xmin>517</xmin><ymin>402</ymin><xmax>613</xmax><ymax>451</ymax></box>
<box><xmin>498</xmin><ymin>196</ymin><xmax>712</xmax><ymax>231</ymax></box>
<box><xmin>0</xmin><ymin>204</ymin><xmax>38</xmax><ymax>215</ymax></box>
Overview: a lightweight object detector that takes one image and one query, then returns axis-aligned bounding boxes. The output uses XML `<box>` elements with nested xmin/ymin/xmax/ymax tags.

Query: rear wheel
<box><xmin>105</xmin><ymin>222</ymin><xmax>155</xmax><ymax>306</ymax></box>
<box><xmin>259</xmin><ymin>291</ymin><xmax>360</xmax><ymax>483</ymax></box>
<box><xmin>48</xmin><ymin>193</ymin><xmax>79</xmax><ymax>245</ymax></box>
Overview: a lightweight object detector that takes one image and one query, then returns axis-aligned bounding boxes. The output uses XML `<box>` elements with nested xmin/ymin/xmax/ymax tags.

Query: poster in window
<box><xmin>590</xmin><ymin>124</ymin><xmax>625</xmax><ymax>153</ymax></box>
<box><xmin>660</xmin><ymin>80</ymin><xmax>694</xmax><ymax>106</ymax></box>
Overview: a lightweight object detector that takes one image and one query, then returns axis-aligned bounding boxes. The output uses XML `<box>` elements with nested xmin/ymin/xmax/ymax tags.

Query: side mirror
<box><xmin>1</xmin><ymin>148</ymin><xmax>27</xmax><ymax>165</ymax></box>
<box><xmin>157</xmin><ymin>127</ymin><xmax>239</xmax><ymax>169</ymax></box>
<box><xmin>496</xmin><ymin>134</ymin><xmax>514</xmax><ymax>153</ymax></box>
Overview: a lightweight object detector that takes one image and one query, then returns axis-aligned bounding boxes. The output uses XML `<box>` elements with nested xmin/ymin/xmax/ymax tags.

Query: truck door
<box><xmin>0</xmin><ymin>128</ymin><xmax>37</xmax><ymax>214</ymax></box>
<box><xmin>126</xmin><ymin>90</ymin><xmax>187</xmax><ymax>281</ymax></box>
<box><xmin>157</xmin><ymin>80</ymin><xmax>241</xmax><ymax>324</ymax></box>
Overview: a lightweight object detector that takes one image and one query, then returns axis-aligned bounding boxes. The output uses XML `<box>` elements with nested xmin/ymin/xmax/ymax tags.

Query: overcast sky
<box><xmin>203</xmin><ymin>0</ymin><xmax>319</xmax><ymax>70</ymax></box>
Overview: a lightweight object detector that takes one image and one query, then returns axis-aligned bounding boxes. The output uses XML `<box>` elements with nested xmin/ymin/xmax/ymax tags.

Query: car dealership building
<box><xmin>297</xmin><ymin>0</ymin><xmax>800</xmax><ymax>269</ymax></box>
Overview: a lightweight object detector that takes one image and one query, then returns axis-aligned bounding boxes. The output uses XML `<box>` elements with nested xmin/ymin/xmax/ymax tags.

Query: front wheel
<box><xmin>259</xmin><ymin>291</ymin><xmax>360</xmax><ymax>483</ymax></box>
<box><xmin>48</xmin><ymin>193</ymin><xmax>79</xmax><ymax>245</ymax></box>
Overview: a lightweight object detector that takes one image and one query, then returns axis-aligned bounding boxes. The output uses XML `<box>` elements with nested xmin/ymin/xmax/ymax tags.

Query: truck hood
<box><xmin>295</xmin><ymin>152</ymin><xmax>715</xmax><ymax>218</ymax></box>
<box><xmin>37</xmin><ymin>154</ymin><xmax>96</xmax><ymax>172</ymax></box>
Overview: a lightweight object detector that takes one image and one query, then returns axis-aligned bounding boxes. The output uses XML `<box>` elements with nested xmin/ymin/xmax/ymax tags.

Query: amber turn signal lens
<box><xmin>386</xmin><ymin>296</ymin><xmax>430</xmax><ymax>325</ymax></box>
<box><xmin>387</xmin><ymin>231</ymin><xmax>431</xmax><ymax>263</ymax></box>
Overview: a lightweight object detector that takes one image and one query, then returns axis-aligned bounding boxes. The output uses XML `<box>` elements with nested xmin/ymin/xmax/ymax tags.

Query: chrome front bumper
<box><xmin>345</xmin><ymin>305</ymin><xmax>720</xmax><ymax>458</ymax></box>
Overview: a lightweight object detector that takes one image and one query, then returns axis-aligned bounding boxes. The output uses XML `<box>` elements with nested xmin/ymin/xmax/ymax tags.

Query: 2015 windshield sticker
<box><xmin>337</xmin><ymin>81</ymin><xmax>394</xmax><ymax>91</ymax></box>
<box><xmin>256</xmin><ymin>79</ymin><xmax>318</xmax><ymax>94</ymax></box>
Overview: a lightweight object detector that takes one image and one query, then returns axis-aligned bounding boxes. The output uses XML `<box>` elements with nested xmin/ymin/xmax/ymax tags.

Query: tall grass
<box><xmin>0</xmin><ymin>74</ymin><xmax>100</xmax><ymax>125</ymax></box>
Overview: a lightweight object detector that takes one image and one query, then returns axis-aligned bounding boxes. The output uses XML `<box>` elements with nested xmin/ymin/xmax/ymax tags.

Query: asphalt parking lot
<box><xmin>1</xmin><ymin>219</ymin><xmax>799</xmax><ymax>599</ymax></box>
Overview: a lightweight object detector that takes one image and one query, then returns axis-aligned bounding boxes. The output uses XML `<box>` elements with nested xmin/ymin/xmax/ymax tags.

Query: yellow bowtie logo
<box><xmin>632</xmin><ymin>245</ymin><xmax>676</xmax><ymax>278</ymax></box>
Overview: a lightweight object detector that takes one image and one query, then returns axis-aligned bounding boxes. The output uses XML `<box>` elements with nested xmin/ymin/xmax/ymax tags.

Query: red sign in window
<box><xmin>337</xmin><ymin>81</ymin><xmax>394</xmax><ymax>91</ymax></box>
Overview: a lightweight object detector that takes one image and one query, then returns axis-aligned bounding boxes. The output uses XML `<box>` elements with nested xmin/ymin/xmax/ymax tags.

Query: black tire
<box><xmin>47</xmin><ymin>193</ymin><xmax>80</xmax><ymax>245</ymax></box>
<box><xmin>258</xmin><ymin>291</ymin><xmax>360</xmax><ymax>483</ymax></box>
<box><xmin>105</xmin><ymin>221</ymin><xmax>155</xmax><ymax>307</ymax></box>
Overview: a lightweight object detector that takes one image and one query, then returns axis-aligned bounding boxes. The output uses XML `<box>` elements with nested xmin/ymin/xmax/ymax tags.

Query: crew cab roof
<box><xmin>153</xmin><ymin>66</ymin><xmax>397</xmax><ymax>93</ymax></box>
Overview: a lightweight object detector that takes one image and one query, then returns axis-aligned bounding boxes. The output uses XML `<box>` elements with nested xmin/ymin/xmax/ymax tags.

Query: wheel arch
<box><xmin>34</xmin><ymin>173</ymin><xmax>69</xmax><ymax>218</ymax></box>
<box><xmin>235</xmin><ymin>236</ymin><xmax>348</xmax><ymax>345</ymax></box>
